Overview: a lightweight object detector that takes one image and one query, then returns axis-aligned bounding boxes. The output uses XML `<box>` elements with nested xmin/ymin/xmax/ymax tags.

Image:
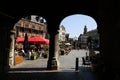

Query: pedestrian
<box><xmin>15</xmin><ymin>49</ymin><xmax>18</xmax><ymax>56</ymax></box>
<box><xmin>28</xmin><ymin>49</ymin><xmax>31</xmax><ymax>60</ymax></box>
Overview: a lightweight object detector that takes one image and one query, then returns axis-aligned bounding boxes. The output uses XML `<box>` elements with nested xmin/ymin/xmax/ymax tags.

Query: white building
<box><xmin>58</xmin><ymin>25</ymin><xmax>66</xmax><ymax>42</ymax></box>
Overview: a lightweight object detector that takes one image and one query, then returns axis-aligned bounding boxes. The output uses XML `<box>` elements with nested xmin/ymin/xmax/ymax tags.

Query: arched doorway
<box><xmin>58</xmin><ymin>14</ymin><xmax>99</xmax><ymax>71</ymax></box>
<box><xmin>0</xmin><ymin>1</ymin><xmax>119</xmax><ymax>80</ymax></box>
<box><xmin>8</xmin><ymin>15</ymin><xmax>50</xmax><ymax>71</ymax></box>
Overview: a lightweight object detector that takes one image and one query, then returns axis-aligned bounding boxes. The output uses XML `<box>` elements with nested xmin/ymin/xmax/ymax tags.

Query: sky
<box><xmin>60</xmin><ymin>14</ymin><xmax>97</xmax><ymax>39</ymax></box>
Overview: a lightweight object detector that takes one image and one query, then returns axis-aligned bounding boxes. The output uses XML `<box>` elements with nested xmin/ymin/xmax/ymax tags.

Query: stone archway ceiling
<box><xmin>0</xmin><ymin>0</ymin><xmax>98</xmax><ymax>20</ymax></box>
<box><xmin>0</xmin><ymin>0</ymin><xmax>101</xmax><ymax>39</ymax></box>
<box><xmin>0</xmin><ymin>0</ymin><xmax>119</xmax><ymax>78</ymax></box>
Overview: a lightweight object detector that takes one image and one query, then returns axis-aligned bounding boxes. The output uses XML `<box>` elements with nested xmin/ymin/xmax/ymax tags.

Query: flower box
<box><xmin>15</xmin><ymin>55</ymin><xmax>23</xmax><ymax>64</ymax></box>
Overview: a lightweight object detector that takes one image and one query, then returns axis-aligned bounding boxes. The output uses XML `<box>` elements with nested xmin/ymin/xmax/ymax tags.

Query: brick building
<box><xmin>14</xmin><ymin>15</ymin><xmax>49</xmax><ymax>49</ymax></box>
<box><xmin>78</xmin><ymin>26</ymin><xmax>99</xmax><ymax>49</ymax></box>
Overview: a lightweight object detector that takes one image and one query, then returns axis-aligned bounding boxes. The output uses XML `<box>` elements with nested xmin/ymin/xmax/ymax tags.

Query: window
<box><xmin>31</xmin><ymin>25</ymin><xmax>35</xmax><ymax>33</ymax></box>
<box><xmin>39</xmin><ymin>26</ymin><xmax>41</xmax><ymax>30</ymax></box>
<box><xmin>24</xmin><ymin>23</ymin><xmax>29</xmax><ymax>32</ymax></box>
<box><xmin>16</xmin><ymin>22</ymin><xmax>21</xmax><ymax>27</ymax></box>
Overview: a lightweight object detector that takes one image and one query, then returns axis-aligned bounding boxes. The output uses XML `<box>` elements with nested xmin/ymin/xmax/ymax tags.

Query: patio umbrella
<box><xmin>65</xmin><ymin>43</ymin><xmax>71</xmax><ymax>46</ymax></box>
<box><xmin>16</xmin><ymin>37</ymin><xmax>24</xmax><ymax>43</ymax></box>
<box><xmin>44</xmin><ymin>38</ymin><xmax>49</xmax><ymax>45</ymax></box>
<box><xmin>28</xmin><ymin>36</ymin><xmax>47</xmax><ymax>44</ymax></box>
<box><xmin>23</xmin><ymin>33</ymin><xmax>29</xmax><ymax>54</ymax></box>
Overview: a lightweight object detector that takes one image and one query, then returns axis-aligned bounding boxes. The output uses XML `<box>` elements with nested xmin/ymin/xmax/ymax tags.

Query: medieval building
<box><xmin>78</xmin><ymin>26</ymin><xmax>99</xmax><ymax>49</ymax></box>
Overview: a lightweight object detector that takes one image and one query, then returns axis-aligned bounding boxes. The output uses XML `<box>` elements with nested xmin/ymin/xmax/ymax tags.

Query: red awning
<box><xmin>16</xmin><ymin>36</ymin><xmax>49</xmax><ymax>45</ymax></box>
<box><xmin>16</xmin><ymin>37</ymin><xmax>24</xmax><ymax>43</ymax></box>
<box><xmin>28</xmin><ymin>36</ymin><xmax>49</xmax><ymax>44</ymax></box>
<box><xmin>44</xmin><ymin>38</ymin><xmax>49</xmax><ymax>45</ymax></box>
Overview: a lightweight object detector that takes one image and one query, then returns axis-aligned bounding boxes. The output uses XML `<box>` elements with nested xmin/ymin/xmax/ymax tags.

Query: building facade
<box><xmin>13</xmin><ymin>15</ymin><xmax>48</xmax><ymax>49</ymax></box>
<box><xmin>58</xmin><ymin>25</ymin><xmax>66</xmax><ymax>42</ymax></box>
<box><xmin>14</xmin><ymin>17</ymin><xmax>47</xmax><ymax>38</ymax></box>
<box><xmin>78</xmin><ymin>26</ymin><xmax>99</xmax><ymax>49</ymax></box>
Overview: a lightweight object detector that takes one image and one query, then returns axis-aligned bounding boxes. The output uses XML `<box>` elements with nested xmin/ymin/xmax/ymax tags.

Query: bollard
<box><xmin>75</xmin><ymin>57</ymin><xmax>79</xmax><ymax>71</ymax></box>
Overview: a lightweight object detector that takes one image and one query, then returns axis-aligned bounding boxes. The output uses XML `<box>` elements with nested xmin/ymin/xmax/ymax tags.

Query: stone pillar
<box><xmin>0</xmin><ymin>28</ymin><xmax>11</xmax><ymax>74</ymax></box>
<box><xmin>9</xmin><ymin>31</ymin><xmax>15</xmax><ymax>67</ymax></box>
<box><xmin>47</xmin><ymin>31</ymin><xmax>59</xmax><ymax>70</ymax></box>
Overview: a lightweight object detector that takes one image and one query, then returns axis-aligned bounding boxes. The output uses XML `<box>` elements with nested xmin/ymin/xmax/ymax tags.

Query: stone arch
<box><xmin>0</xmin><ymin>8</ymin><xmax>101</xmax><ymax>72</ymax></box>
<box><xmin>0</xmin><ymin>1</ymin><xmax>120</xmax><ymax>80</ymax></box>
<box><xmin>58</xmin><ymin>13</ymin><xmax>99</xmax><ymax>68</ymax></box>
<box><xmin>9</xmin><ymin>14</ymin><xmax>49</xmax><ymax>66</ymax></box>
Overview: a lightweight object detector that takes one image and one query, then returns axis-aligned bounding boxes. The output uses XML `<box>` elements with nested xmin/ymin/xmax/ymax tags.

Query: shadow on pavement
<box><xmin>5</xmin><ymin>66</ymin><xmax>100</xmax><ymax>80</ymax></box>
<box><xmin>9</xmin><ymin>67</ymin><xmax>47</xmax><ymax>72</ymax></box>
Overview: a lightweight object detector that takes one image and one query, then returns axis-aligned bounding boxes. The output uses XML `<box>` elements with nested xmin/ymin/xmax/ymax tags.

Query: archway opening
<box><xmin>59</xmin><ymin>14</ymin><xmax>100</xmax><ymax>72</ymax></box>
<box><xmin>9</xmin><ymin>15</ymin><xmax>50</xmax><ymax>72</ymax></box>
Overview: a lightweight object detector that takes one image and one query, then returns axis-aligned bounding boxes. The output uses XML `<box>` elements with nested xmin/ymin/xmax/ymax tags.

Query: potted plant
<box><xmin>31</xmin><ymin>52</ymin><xmax>37</xmax><ymax>60</ymax></box>
<box><xmin>42</xmin><ymin>51</ymin><xmax>48</xmax><ymax>58</ymax></box>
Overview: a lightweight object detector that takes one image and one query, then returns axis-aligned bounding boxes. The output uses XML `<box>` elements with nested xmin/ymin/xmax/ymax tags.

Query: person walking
<box><xmin>28</xmin><ymin>49</ymin><xmax>31</xmax><ymax>60</ymax></box>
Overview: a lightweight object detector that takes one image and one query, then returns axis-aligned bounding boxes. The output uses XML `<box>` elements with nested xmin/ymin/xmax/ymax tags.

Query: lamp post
<box><xmin>89</xmin><ymin>40</ymin><xmax>94</xmax><ymax>57</ymax></box>
<box><xmin>73</xmin><ymin>36</ymin><xmax>78</xmax><ymax>49</ymax></box>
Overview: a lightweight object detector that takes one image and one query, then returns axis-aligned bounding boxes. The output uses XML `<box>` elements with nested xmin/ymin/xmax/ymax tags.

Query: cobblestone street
<box><xmin>8</xmin><ymin>49</ymin><xmax>99</xmax><ymax>80</ymax></box>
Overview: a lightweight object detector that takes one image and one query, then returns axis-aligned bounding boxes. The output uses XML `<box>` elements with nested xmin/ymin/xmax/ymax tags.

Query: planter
<box><xmin>15</xmin><ymin>55</ymin><xmax>23</xmax><ymax>64</ymax></box>
<box><xmin>31</xmin><ymin>55</ymin><xmax>37</xmax><ymax>60</ymax></box>
<box><xmin>61</xmin><ymin>50</ymin><xmax>64</xmax><ymax>55</ymax></box>
<box><xmin>42</xmin><ymin>51</ymin><xmax>48</xmax><ymax>58</ymax></box>
<box><xmin>34</xmin><ymin>56</ymin><xmax>37</xmax><ymax>59</ymax></box>
<box><xmin>43</xmin><ymin>55</ymin><xmax>47</xmax><ymax>58</ymax></box>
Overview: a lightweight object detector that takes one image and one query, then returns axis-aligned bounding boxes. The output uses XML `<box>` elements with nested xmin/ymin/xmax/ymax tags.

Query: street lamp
<box><xmin>89</xmin><ymin>40</ymin><xmax>94</xmax><ymax>57</ymax></box>
<box><xmin>73</xmin><ymin>36</ymin><xmax>78</xmax><ymax>49</ymax></box>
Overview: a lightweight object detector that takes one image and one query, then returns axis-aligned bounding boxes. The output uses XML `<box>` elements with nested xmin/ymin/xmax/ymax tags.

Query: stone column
<box><xmin>0</xmin><ymin>28</ymin><xmax>11</xmax><ymax>74</ymax></box>
<box><xmin>9</xmin><ymin>31</ymin><xmax>15</xmax><ymax>67</ymax></box>
<box><xmin>47</xmin><ymin>31</ymin><xmax>59</xmax><ymax>70</ymax></box>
